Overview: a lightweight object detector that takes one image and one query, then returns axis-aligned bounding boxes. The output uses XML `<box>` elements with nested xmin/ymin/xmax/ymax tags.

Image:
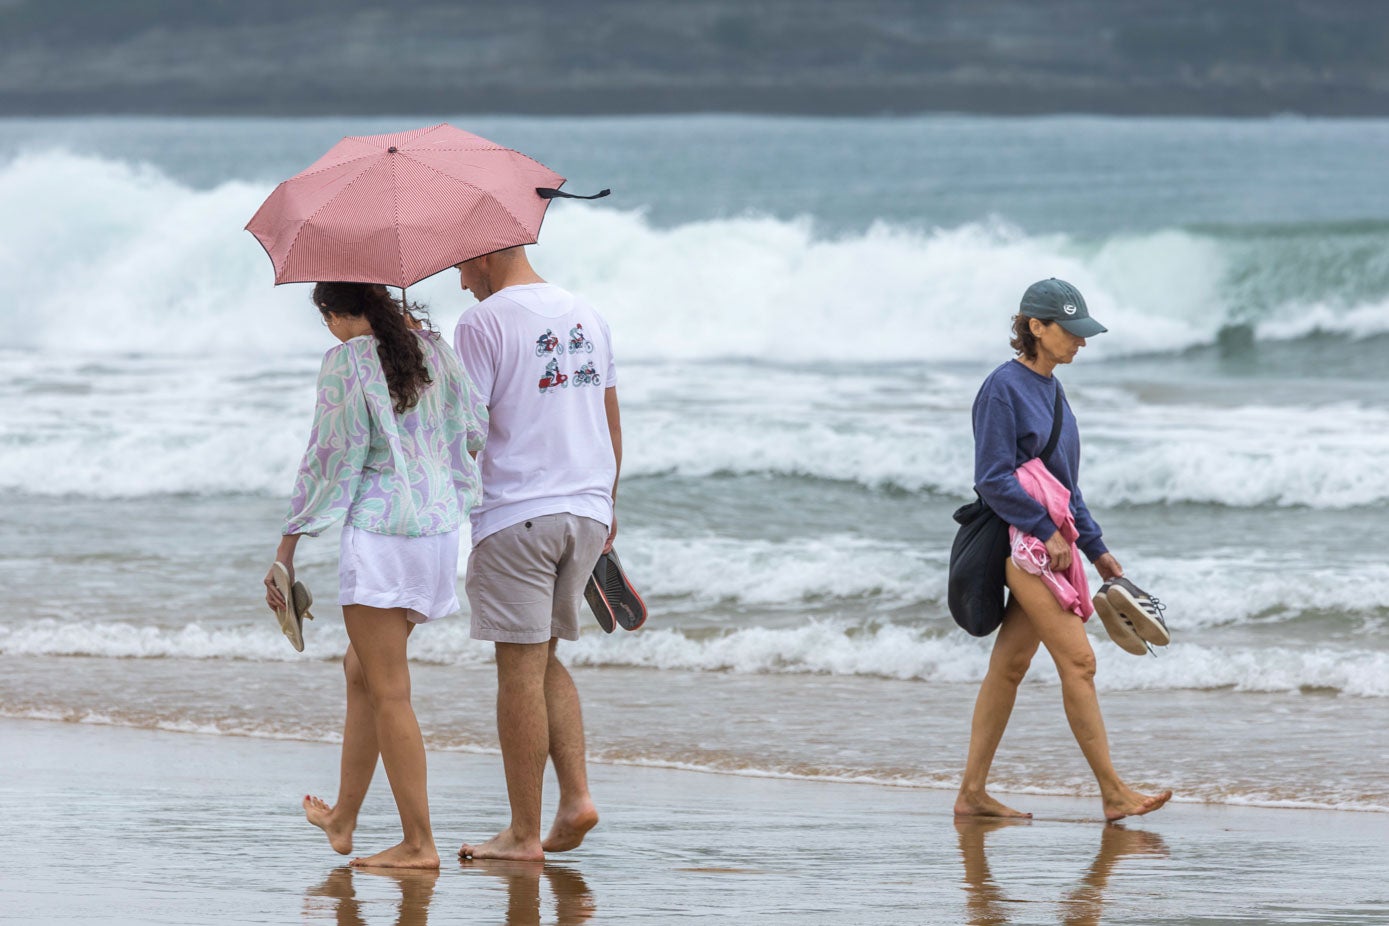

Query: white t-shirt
<box><xmin>453</xmin><ymin>283</ymin><xmax>618</xmax><ymax>544</ymax></box>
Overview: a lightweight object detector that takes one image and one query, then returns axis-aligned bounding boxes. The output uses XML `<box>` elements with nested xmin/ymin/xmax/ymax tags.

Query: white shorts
<box><xmin>338</xmin><ymin>524</ymin><xmax>461</xmax><ymax>624</ymax></box>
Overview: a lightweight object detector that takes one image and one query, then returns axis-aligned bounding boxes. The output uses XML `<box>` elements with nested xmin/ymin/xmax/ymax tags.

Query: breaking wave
<box><xmin>1</xmin><ymin>150</ymin><xmax>1387</xmax><ymax>361</ymax></box>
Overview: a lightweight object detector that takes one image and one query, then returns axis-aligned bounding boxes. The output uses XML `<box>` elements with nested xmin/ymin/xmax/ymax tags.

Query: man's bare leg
<box><xmin>1005</xmin><ymin>562</ymin><xmax>1172</xmax><ymax>821</ymax></box>
<box><xmin>305</xmin><ymin>643</ymin><xmax>381</xmax><ymax>854</ymax></box>
<box><xmin>460</xmin><ymin>641</ymin><xmax>550</xmax><ymax>861</ymax></box>
<box><xmin>342</xmin><ymin>606</ymin><xmax>439</xmax><ymax>869</ymax></box>
<box><xmin>542</xmin><ymin>639</ymin><xmax>599</xmax><ymax>852</ymax></box>
<box><xmin>955</xmin><ymin>599</ymin><xmax>1040</xmax><ymax>818</ymax></box>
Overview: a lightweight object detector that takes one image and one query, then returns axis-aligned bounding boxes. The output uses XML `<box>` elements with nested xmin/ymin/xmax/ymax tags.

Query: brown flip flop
<box><xmin>270</xmin><ymin>562</ymin><xmax>313</xmax><ymax>652</ymax></box>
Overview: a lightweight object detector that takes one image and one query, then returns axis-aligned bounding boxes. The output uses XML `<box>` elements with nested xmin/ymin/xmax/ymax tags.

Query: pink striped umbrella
<box><xmin>246</xmin><ymin>123</ymin><xmax>600</xmax><ymax>289</ymax></box>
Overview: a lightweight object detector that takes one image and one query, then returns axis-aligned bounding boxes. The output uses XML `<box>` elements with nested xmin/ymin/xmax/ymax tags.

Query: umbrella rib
<box><xmin>282</xmin><ymin>158</ymin><xmax>396</xmax><ymax>283</ymax></box>
<box><xmin>405</xmin><ymin>124</ymin><xmax>507</xmax><ymax>154</ymax></box>
<box><xmin>396</xmin><ymin>150</ymin><xmax>537</xmax><ymax>241</ymax></box>
<box><xmin>287</xmin><ymin>151</ymin><xmax>379</xmax><ymax>182</ymax></box>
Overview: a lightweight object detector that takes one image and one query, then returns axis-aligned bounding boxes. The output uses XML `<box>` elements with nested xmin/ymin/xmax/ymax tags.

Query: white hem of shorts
<box><xmin>339</xmin><ymin>524</ymin><xmax>462</xmax><ymax>624</ymax></box>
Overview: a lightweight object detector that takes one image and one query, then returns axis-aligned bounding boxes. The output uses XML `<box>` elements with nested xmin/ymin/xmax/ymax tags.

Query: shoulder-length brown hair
<box><xmin>1010</xmin><ymin>314</ymin><xmax>1053</xmax><ymax>361</ymax></box>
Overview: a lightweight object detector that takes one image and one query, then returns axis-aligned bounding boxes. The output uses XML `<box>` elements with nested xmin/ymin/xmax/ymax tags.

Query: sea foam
<box><xmin>3</xmin><ymin>151</ymin><xmax>1388</xmax><ymax>508</ymax></box>
<box><xmin>5</xmin><ymin>615</ymin><xmax>1386</xmax><ymax>697</ymax></box>
<box><xmin>3</xmin><ymin>150</ymin><xmax>1388</xmax><ymax>361</ymax></box>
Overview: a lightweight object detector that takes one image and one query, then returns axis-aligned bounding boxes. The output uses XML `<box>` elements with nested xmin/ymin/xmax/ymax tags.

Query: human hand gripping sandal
<box><xmin>1093</xmin><ymin>576</ymin><xmax>1169</xmax><ymax>656</ymax></box>
<box><xmin>269</xmin><ymin>562</ymin><xmax>315</xmax><ymax>653</ymax></box>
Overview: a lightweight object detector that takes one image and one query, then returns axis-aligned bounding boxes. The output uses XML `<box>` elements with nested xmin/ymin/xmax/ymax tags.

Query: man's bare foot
<box><xmin>1103</xmin><ymin>788</ymin><xmax>1173</xmax><ymax>822</ymax></box>
<box><xmin>542</xmin><ymin>799</ymin><xmax>599</xmax><ymax>853</ymax></box>
<box><xmin>458</xmin><ymin>826</ymin><xmax>544</xmax><ymax>862</ymax></box>
<box><xmin>349</xmin><ymin>842</ymin><xmax>440</xmax><ymax>870</ymax></box>
<box><xmin>954</xmin><ymin>790</ymin><xmax>1033</xmax><ymax>818</ymax></box>
<box><xmin>304</xmin><ymin>794</ymin><xmax>355</xmax><ymax>855</ymax></box>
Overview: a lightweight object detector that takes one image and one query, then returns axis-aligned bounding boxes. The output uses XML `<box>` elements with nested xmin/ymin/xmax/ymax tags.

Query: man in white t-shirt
<box><xmin>451</xmin><ymin>245</ymin><xmax>621</xmax><ymax>863</ymax></box>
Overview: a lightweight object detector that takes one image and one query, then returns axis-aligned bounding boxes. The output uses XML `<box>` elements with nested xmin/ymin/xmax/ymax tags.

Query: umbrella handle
<box><xmin>536</xmin><ymin>187</ymin><xmax>611</xmax><ymax>201</ymax></box>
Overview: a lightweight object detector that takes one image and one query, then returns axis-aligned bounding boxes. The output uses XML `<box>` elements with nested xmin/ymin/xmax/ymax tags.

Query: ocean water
<box><xmin>1</xmin><ymin>115</ymin><xmax>1387</xmax><ymax>814</ymax></box>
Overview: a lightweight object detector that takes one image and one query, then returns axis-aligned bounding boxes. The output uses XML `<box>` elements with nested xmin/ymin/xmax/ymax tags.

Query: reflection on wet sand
<box><xmin>461</xmin><ymin>859</ymin><xmax>597</xmax><ymax>925</ymax></box>
<box><xmin>305</xmin><ymin>866</ymin><xmax>440</xmax><ymax>926</ymax></box>
<box><xmin>955</xmin><ymin>819</ymin><xmax>1169</xmax><ymax>926</ymax></box>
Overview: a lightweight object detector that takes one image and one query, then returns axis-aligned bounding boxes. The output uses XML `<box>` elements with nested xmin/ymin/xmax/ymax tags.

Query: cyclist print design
<box><xmin>573</xmin><ymin>361</ymin><xmax>601</xmax><ymax>387</ymax></box>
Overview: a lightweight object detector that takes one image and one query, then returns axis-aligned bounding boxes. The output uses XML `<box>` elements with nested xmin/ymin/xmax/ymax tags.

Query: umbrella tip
<box><xmin>388</xmin><ymin>146</ymin><xmax>398</xmax><ymax>153</ymax></box>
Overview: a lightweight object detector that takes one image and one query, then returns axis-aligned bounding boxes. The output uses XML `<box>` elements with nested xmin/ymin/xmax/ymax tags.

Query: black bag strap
<box><xmin>1040</xmin><ymin>380</ymin><xmax>1064</xmax><ymax>463</ymax></box>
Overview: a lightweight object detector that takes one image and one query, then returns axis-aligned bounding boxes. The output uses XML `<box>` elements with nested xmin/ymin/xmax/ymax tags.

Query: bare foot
<box><xmin>542</xmin><ymin>799</ymin><xmax>599</xmax><ymax>853</ymax></box>
<box><xmin>304</xmin><ymin>794</ymin><xmax>355</xmax><ymax>855</ymax></box>
<box><xmin>458</xmin><ymin>826</ymin><xmax>544</xmax><ymax>862</ymax></box>
<box><xmin>954</xmin><ymin>790</ymin><xmax>1033</xmax><ymax>818</ymax></box>
<box><xmin>349</xmin><ymin>842</ymin><xmax>440</xmax><ymax>870</ymax></box>
<box><xmin>1103</xmin><ymin>788</ymin><xmax>1173</xmax><ymax>822</ymax></box>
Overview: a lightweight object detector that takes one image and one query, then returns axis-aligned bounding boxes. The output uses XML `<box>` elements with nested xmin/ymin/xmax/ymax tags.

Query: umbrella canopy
<box><xmin>246</xmin><ymin>124</ymin><xmax>567</xmax><ymax>288</ymax></box>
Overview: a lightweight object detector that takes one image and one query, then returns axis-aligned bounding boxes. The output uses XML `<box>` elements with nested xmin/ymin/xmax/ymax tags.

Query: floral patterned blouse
<box><xmin>283</xmin><ymin>331</ymin><xmax>486</xmax><ymax>538</ymax></box>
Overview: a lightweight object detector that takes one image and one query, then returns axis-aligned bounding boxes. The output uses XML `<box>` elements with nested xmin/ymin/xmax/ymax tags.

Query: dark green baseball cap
<box><xmin>1020</xmin><ymin>278</ymin><xmax>1107</xmax><ymax>337</ymax></box>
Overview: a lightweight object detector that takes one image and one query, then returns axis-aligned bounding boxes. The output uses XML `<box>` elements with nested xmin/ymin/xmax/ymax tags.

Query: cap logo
<box><xmin>1062</xmin><ymin>303</ymin><xmax>1077</xmax><ymax>315</ymax></box>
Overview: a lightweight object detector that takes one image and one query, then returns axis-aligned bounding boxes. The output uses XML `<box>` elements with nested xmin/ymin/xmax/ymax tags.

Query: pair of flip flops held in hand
<box><xmin>1093</xmin><ymin>577</ymin><xmax>1170</xmax><ymax>656</ymax></box>
<box><xmin>269</xmin><ymin>562</ymin><xmax>315</xmax><ymax>653</ymax></box>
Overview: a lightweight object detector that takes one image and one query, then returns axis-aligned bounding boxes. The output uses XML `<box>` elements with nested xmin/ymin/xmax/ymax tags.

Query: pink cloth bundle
<box><xmin>1009</xmin><ymin>458</ymin><xmax>1093</xmax><ymax>619</ymax></box>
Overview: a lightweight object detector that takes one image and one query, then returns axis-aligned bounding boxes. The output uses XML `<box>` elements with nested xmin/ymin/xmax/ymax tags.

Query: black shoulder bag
<box><xmin>947</xmin><ymin>381</ymin><xmax>1064</xmax><ymax>636</ymax></box>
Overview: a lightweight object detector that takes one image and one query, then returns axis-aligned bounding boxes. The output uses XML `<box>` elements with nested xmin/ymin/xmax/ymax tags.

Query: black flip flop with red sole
<box><xmin>585</xmin><ymin>549</ymin><xmax>647</xmax><ymax>632</ymax></box>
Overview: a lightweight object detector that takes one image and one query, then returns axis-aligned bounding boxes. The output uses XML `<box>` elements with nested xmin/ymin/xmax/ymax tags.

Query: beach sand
<box><xmin>2</xmin><ymin>719</ymin><xmax>1387</xmax><ymax>924</ymax></box>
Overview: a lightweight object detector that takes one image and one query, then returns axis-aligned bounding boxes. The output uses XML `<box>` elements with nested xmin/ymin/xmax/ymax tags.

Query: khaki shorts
<box><xmin>466</xmin><ymin>513</ymin><xmax>608</xmax><ymax>644</ymax></box>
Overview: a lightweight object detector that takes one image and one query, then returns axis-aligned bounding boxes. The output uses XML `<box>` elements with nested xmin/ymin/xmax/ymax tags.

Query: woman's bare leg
<box><xmin>341</xmin><ymin>606</ymin><xmax>439</xmax><ymax>868</ymax></box>
<box><xmin>305</xmin><ymin>640</ymin><xmax>409</xmax><ymax>854</ymax></box>
<box><xmin>956</xmin><ymin>598</ymin><xmax>1041</xmax><ymax>817</ymax></box>
<box><xmin>1005</xmin><ymin>561</ymin><xmax>1171</xmax><ymax>821</ymax></box>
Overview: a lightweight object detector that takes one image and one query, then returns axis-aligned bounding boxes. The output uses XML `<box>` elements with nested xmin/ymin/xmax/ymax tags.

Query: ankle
<box><xmin>558</xmin><ymin>792</ymin><xmax>594</xmax><ymax>810</ymax></box>
<box><xmin>508</xmin><ymin>825</ymin><xmax>543</xmax><ymax>845</ymax></box>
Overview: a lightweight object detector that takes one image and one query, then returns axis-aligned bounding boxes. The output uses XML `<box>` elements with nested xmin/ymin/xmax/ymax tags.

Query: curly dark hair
<box><xmin>1010</xmin><ymin>313</ymin><xmax>1054</xmax><ymax>361</ymax></box>
<box><xmin>312</xmin><ymin>282</ymin><xmax>433</xmax><ymax>414</ymax></box>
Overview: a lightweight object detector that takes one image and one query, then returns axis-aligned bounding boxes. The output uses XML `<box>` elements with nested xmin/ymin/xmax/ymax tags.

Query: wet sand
<box><xmin>3</xmin><ymin>718</ymin><xmax>1388</xmax><ymax>925</ymax></box>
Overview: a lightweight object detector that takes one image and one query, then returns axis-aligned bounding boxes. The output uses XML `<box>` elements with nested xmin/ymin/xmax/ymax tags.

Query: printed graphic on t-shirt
<box><xmin>572</xmin><ymin>361</ymin><xmax>601</xmax><ymax>387</ymax></box>
<box><xmin>569</xmin><ymin>323</ymin><xmax>594</xmax><ymax>354</ymax></box>
<box><xmin>535</xmin><ymin>328</ymin><xmax>562</xmax><ymax>356</ymax></box>
<box><xmin>539</xmin><ymin>357</ymin><xmax>569</xmax><ymax>393</ymax></box>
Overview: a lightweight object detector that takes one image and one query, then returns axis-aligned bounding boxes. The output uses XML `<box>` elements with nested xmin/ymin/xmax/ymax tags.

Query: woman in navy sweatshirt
<box><xmin>953</xmin><ymin>279</ymin><xmax>1171</xmax><ymax>822</ymax></box>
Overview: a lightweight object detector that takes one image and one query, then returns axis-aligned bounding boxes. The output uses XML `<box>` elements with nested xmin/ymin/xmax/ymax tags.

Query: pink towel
<box><xmin>1009</xmin><ymin>458</ymin><xmax>1093</xmax><ymax>619</ymax></box>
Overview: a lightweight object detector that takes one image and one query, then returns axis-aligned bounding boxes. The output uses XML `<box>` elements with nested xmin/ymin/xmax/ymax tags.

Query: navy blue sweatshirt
<box><xmin>971</xmin><ymin>359</ymin><xmax>1107</xmax><ymax>562</ymax></box>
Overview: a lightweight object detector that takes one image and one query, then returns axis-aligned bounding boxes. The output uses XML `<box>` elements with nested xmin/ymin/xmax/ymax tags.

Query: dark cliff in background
<box><xmin>3</xmin><ymin>0</ymin><xmax>1389</xmax><ymax>117</ymax></box>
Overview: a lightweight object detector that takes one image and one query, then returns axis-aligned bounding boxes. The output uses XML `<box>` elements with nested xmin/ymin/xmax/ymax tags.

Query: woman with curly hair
<box><xmin>264</xmin><ymin>282</ymin><xmax>486</xmax><ymax>869</ymax></box>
